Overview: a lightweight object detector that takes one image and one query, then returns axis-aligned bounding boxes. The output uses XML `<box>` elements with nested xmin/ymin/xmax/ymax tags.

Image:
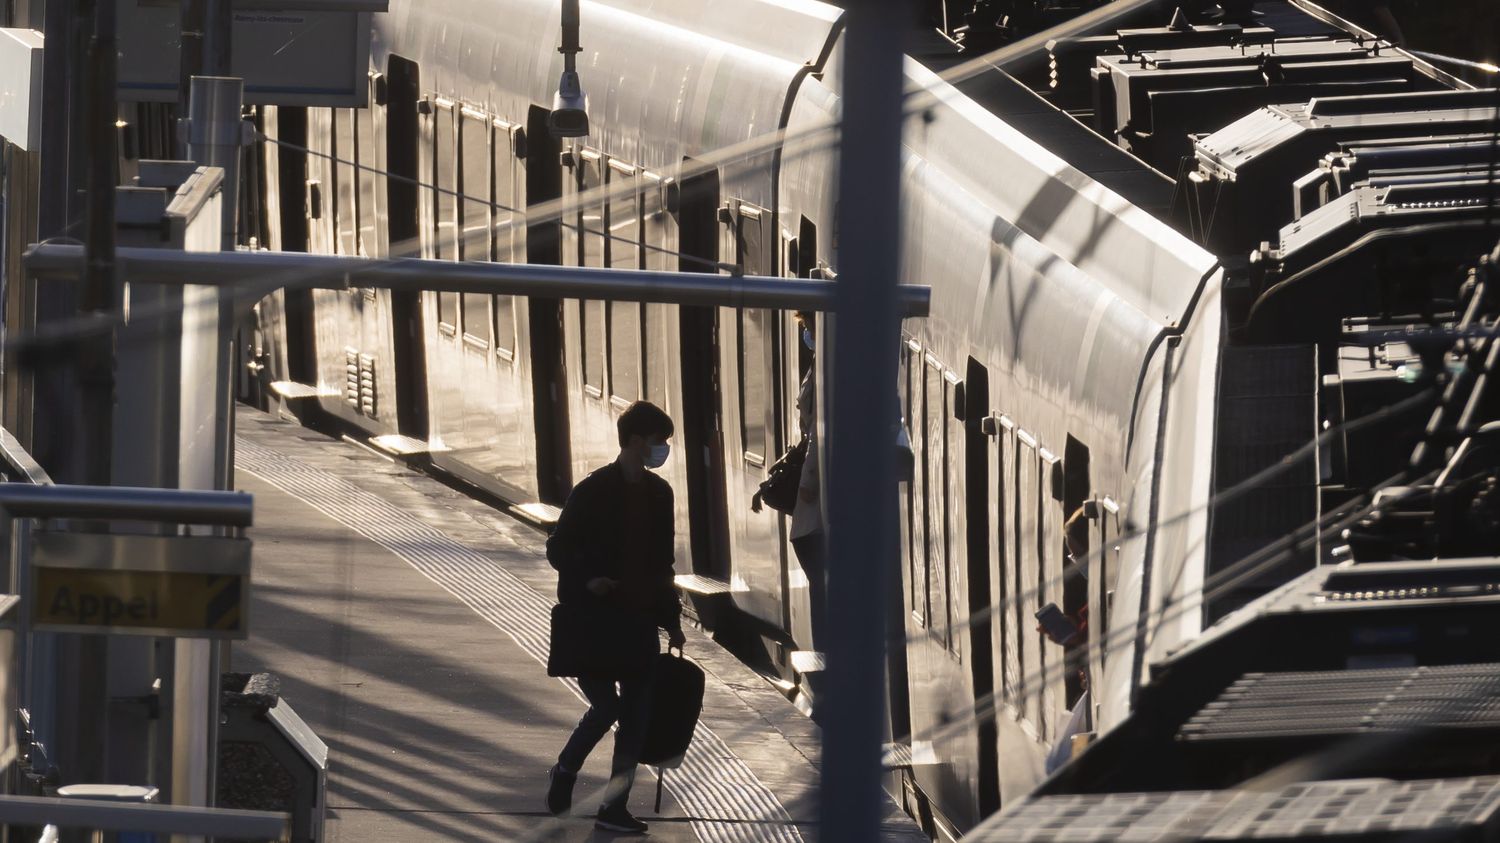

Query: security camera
<box><xmin>548</xmin><ymin>70</ymin><xmax>590</xmax><ymax>139</ymax></box>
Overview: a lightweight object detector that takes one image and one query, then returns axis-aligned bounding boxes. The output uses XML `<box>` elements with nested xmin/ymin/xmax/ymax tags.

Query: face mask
<box><xmin>802</xmin><ymin>328</ymin><xmax>814</xmax><ymax>350</ymax></box>
<box><xmin>646</xmin><ymin>442</ymin><xmax>670</xmax><ymax>469</ymax></box>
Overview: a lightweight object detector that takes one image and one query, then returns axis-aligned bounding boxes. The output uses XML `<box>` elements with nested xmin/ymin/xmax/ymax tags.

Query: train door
<box><xmin>719</xmin><ymin>199</ymin><xmax>784</xmax><ymax>629</ymax></box>
<box><xmin>1087</xmin><ymin>495</ymin><xmax>1121</xmax><ymax>726</ymax></box>
<box><xmin>525</xmin><ymin>106</ymin><xmax>568</xmax><ymax>501</ymax></box>
<box><xmin>963</xmin><ymin>359</ymin><xmax>1000</xmax><ymax>817</ymax></box>
<box><xmin>385</xmin><ymin>56</ymin><xmax>428</xmax><ymax>440</ymax></box>
<box><xmin>782</xmin><ymin>216</ymin><xmax>817</xmax><ymax>648</ymax></box>
<box><xmin>456</xmin><ymin>105</ymin><xmax>498</xmax><ymax>477</ymax></box>
<box><xmin>675</xmin><ymin>163</ymin><xmax>728</xmax><ymax>582</ymax></box>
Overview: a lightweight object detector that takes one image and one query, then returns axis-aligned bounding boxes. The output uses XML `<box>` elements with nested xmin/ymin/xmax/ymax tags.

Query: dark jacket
<box><xmin>546</xmin><ymin>462</ymin><xmax>683</xmax><ymax>635</ymax></box>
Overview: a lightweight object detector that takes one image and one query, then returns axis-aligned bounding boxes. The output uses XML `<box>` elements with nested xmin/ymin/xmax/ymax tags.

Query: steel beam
<box><xmin>0</xmin><ymin>795</ymin><xmax>287</xmax><ymax>837</ymax></box>
<box><xmin>23</xmin><ymin>244</ymin><xmax>933</xmax><ymax>316</ymax></box>
<box><xmin>0</xmin><ymin>484</ymin><xmax>253</xmax><ymax>527</ymax></box>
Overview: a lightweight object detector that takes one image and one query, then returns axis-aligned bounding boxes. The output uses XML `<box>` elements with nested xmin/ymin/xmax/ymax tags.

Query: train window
<box><xmin>996</xmin><ymin>416</ymin><xmax>1018</xmax><ymax>713</ymax></box>
<box><xmin>492</xmin><ymin>122</ymin><xmax>519</xmax><ymax>360</ymax></box>
<box><xmin>737</xmin><ymin>204</ymin><xmax>770</xmax><ymax>465</ymax></box>
<box><xmin>641</xmin><ymin>172</ymin><xmax>671</xmax><ymax>407</ymax></box>
<box><xmin>608</xmin><ymin>161</ymin><xmax>641</xmax><ymax>403</ymax></box>
<box><xmin>907</xmin><ymin>341</ymin><xmax>924</xmax><ymax>625</ymax></box>
<box><xmin>926</xmin><ymin>356</ymin><xmax>950</xmax><ymax>648</ymax></box>
<box><xmin>642</xmin><ymin>172</ymin><xmax>671</xmax><ymax>272</ymax></box>
<box><xmin>459</xmin><ymin>108</ymin><xmax>491</xmax><ymax>347</ymax></box>
<box><xmin>434</xmin><ymin>99</ymin><xmax>459</xmax><ymax>331</ymax></box>
<box><xmin>1016</xmin><ymin>429</ymin><xmax>1036</xmax><ymax>727</ymax></box>
<box><xmin>334</xmin><ymin>108</ymin><xmax>358</xmax><ymax>257</ymax></box>
<box><xmin>946</xmin><ymin>369</ymin><xmax>964</xmax><ymax>659</ymax></box>
<box><xmin>356</xmin><ymin>99</ymin><xmax>378</xmax><ymax>257</ymax></box>
<box><xmin>579</xmin><ymin>151</ymin><xmax>605</xmax><ymax>395</ymax></box>
<box><xmin>459</xmin><ymin>108</ymin><xmax>491</xmax><ymax>262</ymax></box>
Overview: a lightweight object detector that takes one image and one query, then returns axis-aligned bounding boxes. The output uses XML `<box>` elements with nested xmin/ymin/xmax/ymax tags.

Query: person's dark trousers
<box><xmin>558</xmin><ymin>674</ymin><xmax>653</xmax><ymax>810</ymax></box>
<box><xmin>792</xmin><ymin>533</ymin><xmax>829</xmax><ymax>648</ymax></box>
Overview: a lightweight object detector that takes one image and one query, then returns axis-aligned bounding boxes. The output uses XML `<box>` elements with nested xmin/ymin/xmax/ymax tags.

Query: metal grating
<box><xmin>358</xmin><ymin>353</ymin><xmax>376</xmax><ymax>418</ymax></box>
<box><xmin>970</xmin><ymin>776</ymin><xmax>1500</xmax><ymax>842</ymax></box>
<box><xmin>343</xmin><ymin>348</ymin><xmax>359</xmax><ymax>409</ymax></box>
<box><xmin>1179</xmin><ymin>665</ymin><xmax>1500</xmax><ymax>743</ymax></box>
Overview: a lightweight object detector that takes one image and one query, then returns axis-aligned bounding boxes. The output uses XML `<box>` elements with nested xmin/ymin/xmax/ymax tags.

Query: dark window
<box><xmin>737</xmin><ymin>205</ymin><xmax>769</xmax><ymax>463</ymax></box>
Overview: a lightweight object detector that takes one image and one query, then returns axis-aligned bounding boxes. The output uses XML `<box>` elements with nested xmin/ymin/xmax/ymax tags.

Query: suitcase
<box><xmin>639</xmin><ymin>649</ymin><xmax>705</xmax><ymax>811</ymax></box>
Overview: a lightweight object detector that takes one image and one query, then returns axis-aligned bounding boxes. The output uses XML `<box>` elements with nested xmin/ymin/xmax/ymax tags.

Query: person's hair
<box><xmin>618</xmin><ymin>401</ymin><xmax>675</xmax><ymax>447</ymax></box>
<box><xmin>794</xmin><ymin>310</ymin><xmax>814</xmax><ymax>325</ymax></box>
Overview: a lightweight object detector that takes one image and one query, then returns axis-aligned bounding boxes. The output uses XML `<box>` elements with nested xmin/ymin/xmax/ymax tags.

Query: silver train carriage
<box><xmin>223</xmin><ymin>0</ymin><xmax>1487</xmax><ymax>838</ymax></box>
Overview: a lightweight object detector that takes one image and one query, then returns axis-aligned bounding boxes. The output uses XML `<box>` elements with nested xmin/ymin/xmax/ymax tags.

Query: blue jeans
<box><xmin>558</xmin><ymin>675</ymin><xmax>653</xmax><ymax>810</ymax></box>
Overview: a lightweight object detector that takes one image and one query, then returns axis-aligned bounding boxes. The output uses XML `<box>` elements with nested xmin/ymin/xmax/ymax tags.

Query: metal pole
<box><xmin>23</xmin><ymin>244</ymin><xmax>933</xmax><ymax>316</ymax></box>
<box><xmin>822</xmin><ymin>0</ymin><xmax>906</xmax><ymax>838</ymax></box>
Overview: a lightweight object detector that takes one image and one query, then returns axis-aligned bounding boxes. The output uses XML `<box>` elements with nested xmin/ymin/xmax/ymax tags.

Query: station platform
<box><xmin>230</xmin><ymin>407</ymin><xmax>926</xmax><ymax>842</ymax></box>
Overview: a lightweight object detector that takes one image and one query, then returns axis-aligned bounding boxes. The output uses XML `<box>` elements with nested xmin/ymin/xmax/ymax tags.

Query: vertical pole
<box><xmin>177</xmin><ymin>76</ymin><xmax>244</xmax><ymax>826</ymax></box>
<box><xmin>822</xmin><ymin>0</ymin><xmax>905</xmax><ymax>839</ymax></box>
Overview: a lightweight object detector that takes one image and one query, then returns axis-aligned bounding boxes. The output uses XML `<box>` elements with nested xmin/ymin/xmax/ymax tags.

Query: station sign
<box><xmin>31</xmin><ymin>532</ymin><xmax>251</xmax><ymax>639</ymax></box>
<box><xmin>115</xmin><ymin>1</ymin><xmax>379</xmax><ymax>107</ymax></box>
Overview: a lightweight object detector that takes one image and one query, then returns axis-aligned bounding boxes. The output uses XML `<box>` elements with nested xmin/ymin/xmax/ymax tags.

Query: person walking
<box><xmin>545</xmin><ymin>401</ymin><xmax>685</xmax><ymax>834</ymax></box>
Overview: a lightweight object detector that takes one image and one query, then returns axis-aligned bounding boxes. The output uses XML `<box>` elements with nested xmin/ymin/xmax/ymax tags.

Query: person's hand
<box><xmin>586</xmin><ymin>576</ymin><xmax>618</xmax><ymax>596</ymax></box>
<box><xmin>667</xmin><ymin>628</ymin><xmax>686</xmax><ymax>649</ymax></box>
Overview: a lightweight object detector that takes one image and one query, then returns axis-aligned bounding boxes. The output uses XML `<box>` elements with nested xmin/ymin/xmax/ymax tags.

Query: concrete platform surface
<box><xmin>232</xmin><ymin>407</ymin><xmax>926</xmax><ymax>842</ymax></box>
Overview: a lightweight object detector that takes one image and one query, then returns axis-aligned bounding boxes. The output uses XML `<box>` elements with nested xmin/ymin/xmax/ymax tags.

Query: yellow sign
<box><xmin>30</xmin><ymin>532</ymin><xmax>251</xmax><ymax>639</ymax></box>
<box><xmin>35</xmin><ymin>569</ymin><xmax>243</xmax><ymax>635</ymax></box>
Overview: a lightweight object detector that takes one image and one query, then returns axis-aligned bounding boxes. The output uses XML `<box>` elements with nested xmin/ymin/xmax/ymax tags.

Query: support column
<box><xmin>821</xmin><ymin>0</ymin><xmax>907</xmax><ymax>839</ymax></box>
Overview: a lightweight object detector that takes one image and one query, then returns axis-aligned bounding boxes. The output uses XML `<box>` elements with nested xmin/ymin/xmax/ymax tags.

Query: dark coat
<box><xmin>546</xmin><ymin>462</ymin><xmax>682</xmax><ymax>634</ymax></box>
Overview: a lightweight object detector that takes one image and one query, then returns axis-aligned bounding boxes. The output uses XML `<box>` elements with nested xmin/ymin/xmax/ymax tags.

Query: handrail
<box><xmin>0</xmin><ymin>484</ymin><xmax>253</xmax><ymax>528</ymax></box>
<box><xmin>0</xmin><ymin>795</ymin><xmax>288</xmax><ymax>838</ymax></box>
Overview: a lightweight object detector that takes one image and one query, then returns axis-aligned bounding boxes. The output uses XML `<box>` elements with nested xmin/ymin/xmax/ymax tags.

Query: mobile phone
<box><xmin>1035</xmin><ymin>603</ymin><xmax>1079</xmax><ymax>644</ymax></box>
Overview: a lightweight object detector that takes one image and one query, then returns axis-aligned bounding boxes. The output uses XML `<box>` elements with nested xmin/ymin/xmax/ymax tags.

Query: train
<box><xmin>119</xmin><ymin>0</ymin><xmax>1495</xmax><ymax>837</ymax></box>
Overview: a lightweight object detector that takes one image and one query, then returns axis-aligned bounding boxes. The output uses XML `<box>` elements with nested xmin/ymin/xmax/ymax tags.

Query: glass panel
<box><xmin>608</xmin><ymin>164</ymin><xmax>639</xmax><ymax>270</ymax></box>
<box><xmin>460</xmin><ymin>110</ymin><xmax>490</xmax><ymax>262</ymax></box>
<box><xmin>580</xmin><ymin>153</ymin><xmax>605</xmax><ymax>393</ymax></box>
<box><xmin>580</xmin><ymin>154</ymin><xmax>604</xmax><ymax>268</ymax></box>
<box><xmin>463</xmin><ymin>293</ymin><xmax>491</xmax><ymax>344</ymax></box>
<box><xmin>493</xmin><ymin>124</ymin><xmax>517</xmax><ymax>263</ymax></box>
<box><xmin>435</xmin><ymin>103</ymin><xmax>458</xmax><ymax>327</ymax></box>
<box><xmin>357</xmin><ymin>101</ymin><xmax>378</xmax><ymax>257</ymax></box>
<box><xmin>927</xmin><ymin>360</ymin><xmax>948</xmax><ymax>645</ymax></box>
<box><xmin>334</xmin><ymin>109</ymin><xmax>357</xmax><ymax>256</ymax></box>
<box><xmin>611</xmin><ymin>301</ymin><xmax>641</xmax><ymax>401</ymax></box>
<box><xmin>583</xmin><ymin>300</ymin><xmax>604</xmax><ymax>393</ymax></box>
<box><xmin>494</xmin><ymin>293</ymin><xmax>516</xmax><ymax>357</ymax></box>
<box><xmin>642</xmin><ymin>173</ymin><xmax>671</xmax><ymax>273</ymax></box>
<box><xmin>493</xmin><ymin>126</ymin><xmax>518</xmax><ymax>357</ymax></box>
<box><xmin>740</xmin><ymin>309</ymin><xmax>767</xmax><ymax>461</ymax></box>
<box><xmin>907</xmin><ymin>345</ymin><xmax>923</xmax><ymax>623</ymax></box>
<box><xmin>738</xmin><ymin>208</ymin><xmax>764</xmax><ymax>275</ymax></box>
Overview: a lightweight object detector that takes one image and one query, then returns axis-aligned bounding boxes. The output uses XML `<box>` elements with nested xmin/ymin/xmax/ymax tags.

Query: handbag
<box><xmin>751</xmin><ymin>436</ymin><xmax>808</xmax><ymax>515</ymax></box>
<box><xmin>547</xmin><ymin>601</ymin><xmax>656</xmax><ymax>679</ymax></box>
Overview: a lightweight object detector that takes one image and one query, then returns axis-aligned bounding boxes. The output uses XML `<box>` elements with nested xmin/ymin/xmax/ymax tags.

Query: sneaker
<box><xmin>546</xmin><ymin>764</ymin><xmax>576</xmax><ymax>816</ymax></box>
<box><xmin>594</xmin><ymin>804</ymin><xmax>648</xmax><ymax>834</ymax></box>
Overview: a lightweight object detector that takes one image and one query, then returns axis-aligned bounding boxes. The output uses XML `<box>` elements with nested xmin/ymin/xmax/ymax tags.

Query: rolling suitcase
<box><xmin>639</xmin><ymin>649</ymin><xmax>705</xmax><ymax>811</ymax></box>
